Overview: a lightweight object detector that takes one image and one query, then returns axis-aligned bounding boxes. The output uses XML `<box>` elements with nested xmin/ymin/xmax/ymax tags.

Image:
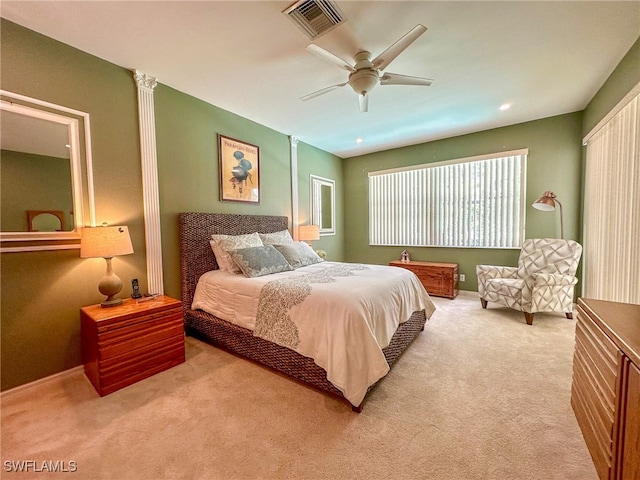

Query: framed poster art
<box><xmin>218</xmin><ymin>134</ymin><xmax>260</xmax><ymax>204</ymax></box>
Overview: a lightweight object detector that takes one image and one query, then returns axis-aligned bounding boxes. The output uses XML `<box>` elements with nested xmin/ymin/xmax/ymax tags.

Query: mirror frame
<box><xmin>310</xmin><ymin>175</ymin><xmax>335</xmax><ymax>236</ymax></box>
<box><xmin>0</xmin><ymin>90</ymin><xmax>95</xmax><ymax>252</ymax></box>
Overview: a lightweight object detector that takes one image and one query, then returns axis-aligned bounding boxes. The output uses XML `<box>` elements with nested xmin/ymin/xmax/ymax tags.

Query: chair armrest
<box><xmin>476</xmin><ymin>265</ymin><xmax>519</xmax><ymax>298</ymax></box>
<box><xmin>524</xmin><ymin>273</ymin><xmax>578</xmax><ymax>287</ymax></box>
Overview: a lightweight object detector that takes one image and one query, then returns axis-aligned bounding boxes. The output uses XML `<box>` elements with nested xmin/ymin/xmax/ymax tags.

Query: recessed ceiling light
<box><xmin>356</xmin><ymin>137</ymin><xmax>364</xmax><ymax>143</ymax></box>
<box><xmin>499</xmin><ymin>103</ymin><xmax>512</xmax><ymax>111</ymax></box>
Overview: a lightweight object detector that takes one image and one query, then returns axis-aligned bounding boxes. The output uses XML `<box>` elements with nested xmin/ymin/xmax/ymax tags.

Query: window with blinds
<box><xmin>369</xmin><ymin>150</ymin><xmax>527</xmax><ymax>248</ymax></box>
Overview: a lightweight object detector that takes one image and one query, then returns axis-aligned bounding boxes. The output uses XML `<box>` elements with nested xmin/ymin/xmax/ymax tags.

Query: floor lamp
<box><xmin>532</xmin><ymin>191</ymin><xmax>564</xmax><ymax>239</ymax></box>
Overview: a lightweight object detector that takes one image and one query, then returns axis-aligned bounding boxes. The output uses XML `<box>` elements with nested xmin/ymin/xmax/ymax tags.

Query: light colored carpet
<box><xmin>1</xmin><ymin>291</ymin><xmax>597</xmax><ymax>480</ymax></box>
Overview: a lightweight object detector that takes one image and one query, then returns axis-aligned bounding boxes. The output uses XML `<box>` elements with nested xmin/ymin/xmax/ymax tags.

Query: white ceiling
<box><xmin>2</xmin><ymin>1</ymin><xmax>639</xmax><ymax>158</ymax></box>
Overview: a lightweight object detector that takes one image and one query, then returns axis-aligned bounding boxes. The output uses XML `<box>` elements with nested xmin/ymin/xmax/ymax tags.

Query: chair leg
<box><xmin>480</xmin><ymin>298</ymin><xmax>488</xmax><ymax>309</ymax></box>
<box><xmin>565</xmin><ymin>312</ymin><xmax>573</xmax><ymax>320</ymax></box>
<box><xmin>523</xmin><ymin>312</ymin><xmax>534</xmax><ymax>325</ymax></box>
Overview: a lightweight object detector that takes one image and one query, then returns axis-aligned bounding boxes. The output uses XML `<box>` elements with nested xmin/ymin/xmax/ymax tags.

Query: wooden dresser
<box><xmin>389</xmin><ymin>260</ymin><xmax>458</xmax><ymax>299</ymax></box>
<box><xmin>81</xmin><ymin>295</ymin><xmax>184</xmax><ymax>396</ymax></box>
<box><xmin>571</xmin><ymin>298</ymin><xmax>640</xmax><ymax>480</ymax></box>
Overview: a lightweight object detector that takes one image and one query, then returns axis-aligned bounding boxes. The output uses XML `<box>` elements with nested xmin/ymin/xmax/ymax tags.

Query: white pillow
<box><xmin>259</xmin><ymin>229</ymin><xmax>294</xmax><ymax>245</ymax></box>
<box><xmin>210</xmin><ymin>232</ymin><xmax>263</xmax><ymax>273</ymax></box>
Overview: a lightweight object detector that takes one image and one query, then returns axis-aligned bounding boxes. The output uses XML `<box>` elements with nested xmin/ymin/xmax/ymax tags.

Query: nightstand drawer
<box><xmin>100</xmin><ymin>335</ymin><xmax>184</xmax><ymax>381</ymax></box>
<box><xmin>94</xmin><ymin>306</ymin><xmax>182</xmax><ymax>334</ymax></box>
<box><xmin>98</xmin><ymin>319</ymin><xmax>184</xmax><ymax>360</ymax></box>
<box><xmin>98</xmin><ymin>344</ymin><xmax>185</xmax><ymax>396</ymax></box>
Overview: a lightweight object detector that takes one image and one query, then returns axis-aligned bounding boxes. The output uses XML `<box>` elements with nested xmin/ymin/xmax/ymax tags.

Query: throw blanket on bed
<box><xmin>254</xmin><ymin>263</ymin><xmax>369</xmax><ymax>349</ymax></box>
<box><xmin>192</xmin><ymin>262</ymin><xmax>436</xmax><ymax>406</ymax></box>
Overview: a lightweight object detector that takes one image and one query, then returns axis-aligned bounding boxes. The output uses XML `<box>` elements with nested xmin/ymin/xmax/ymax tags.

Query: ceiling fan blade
<box><xmin>372</xmin><ymin>24</ymin><xmax>427</xmax><ymax>71</ymax></box>
<box><xmin>380</xmin><ymin>72</ymin><xmax>434</xmax><ymax>86</ymax></box>
<box><xmin>306</xmin><ymin>44</ymin><xmax>356</xmax><ymax>72</ymax></box>
<box><xmin>358</xmin><ymin>93</ymin><xmax>369</xmax><ymax>113</ymax></box>
<box><xmin>300</xmin><ymin>82</ymin><xmax>348</xmax><ymax>101</ymax></box>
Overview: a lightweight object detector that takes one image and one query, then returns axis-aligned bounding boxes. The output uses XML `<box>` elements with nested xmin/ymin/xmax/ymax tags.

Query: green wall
<box><xmin>1</xmin><ymin>150</ymin><xmax>73</xmax><ymax>231</ymax></box>
<box><xmin>296</xmin><ymin>142</ymin><xmax>344</xmax><ymax>262</ymax></box>
<box><xmin>343</xmin><ymin>112</ymin><xmax>584</xmax><ymax>293</ymax></box>
<box><xmin>0</xmin><ymin>20</ymin><xmax>341</xmax><ymax>390</ymax></box>
<box><xmin>1</xmin><ymin>19</ymin><xmax>636</xmax><ymax>391</ymax></box>
<box><xmin>153</xmin><ymin>84</ymin><xmax>343</xmax><ymax>301</ymax></box>
<box><xmin>583</xmin><ymin>36</ymin><xmax>640</xmax><ymax>135</ymax></box>
<box><xmin>1</xmin><ymin>20</ymin><xmax>146</xmax><ymax>391</ymax></box>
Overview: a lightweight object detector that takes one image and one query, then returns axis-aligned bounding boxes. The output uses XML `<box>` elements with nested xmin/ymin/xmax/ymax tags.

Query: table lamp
<box><xmin>81</xmin><ymin>225</ymin><xmax>134</xmax><ymax>307</ymax></box>
<box><xmin>298</xmin><ymin>224</ymin><xmax>320</xmax><ymax>245</ymax></box>
<box><xmin>532</xmin><ymin>191</ymin><xmax>564</xmax><ymax>239</ymax></box>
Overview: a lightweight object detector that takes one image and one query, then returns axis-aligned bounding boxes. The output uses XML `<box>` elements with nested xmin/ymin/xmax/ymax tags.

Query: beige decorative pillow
<box><xmin>273</xmin><ymin>242</ymin><xmax>323</xmax><ymax>269</ymax></box>
<box><xmin>259</xmin><ymin>229</ymin><xmax>294</xmax><ymax>245</ymax></box>
<box><xmin>210</xmin><ymin>232</ymin><xmax>263</xmax><ymax>273</ymax></box>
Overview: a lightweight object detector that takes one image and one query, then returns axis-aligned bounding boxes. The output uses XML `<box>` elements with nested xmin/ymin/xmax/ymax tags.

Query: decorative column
<box><xmin>289</xmin><ymin>136</ymin><xmax>300</xmax><ymax>240</ymax></box>
<box><xmin>133</xmin><ymin>70</ymin><xmax>164</xmax><ymax>294</ymax></box>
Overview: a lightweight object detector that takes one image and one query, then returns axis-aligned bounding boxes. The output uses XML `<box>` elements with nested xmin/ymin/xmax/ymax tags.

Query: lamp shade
<box><xmin>298</xmin><ymin>224</ymin><xmax>320</xmax><ymax>242</ymax></box>
<box><xmin>532</xmin><ymin>191</ymin><xmax>564</xmax><ymax>239</ymax></box>
<box><xmin>81</xmin><ymin>226</ymin><xmax>134</xmax><ymax>258</ymax></box>
<box><xmin>532</xmin><ymin>191</ymin><xmax>557</xmax><ymax>211</ymax></box>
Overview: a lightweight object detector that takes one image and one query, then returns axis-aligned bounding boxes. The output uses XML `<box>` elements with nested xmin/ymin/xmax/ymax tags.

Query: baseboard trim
<box><xmin>0</xmin><ymin>366</ymin><xmax>84</xmax><ymax>398</ymax></box>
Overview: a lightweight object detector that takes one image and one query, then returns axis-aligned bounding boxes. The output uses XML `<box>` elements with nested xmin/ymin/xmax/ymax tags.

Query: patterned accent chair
<box><xmin>476</xmin><ymin>238</ymin><xmax>582</xmax><ymax>325</ymax></box>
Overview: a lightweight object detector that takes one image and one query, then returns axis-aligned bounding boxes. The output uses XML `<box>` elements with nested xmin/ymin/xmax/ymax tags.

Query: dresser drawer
<box><xmin>572</xmin><ymin>301</ymin><xmax>629</xmax><ymax>480</ymax></box>
<box><xmin>575</xmin><ymin>310</ymin><xmax>618</xmax><ymax>400</ymax></box>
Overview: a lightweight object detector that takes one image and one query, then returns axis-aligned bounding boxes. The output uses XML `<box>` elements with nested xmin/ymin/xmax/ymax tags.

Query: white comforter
<box><xmin>192</xmin><ymin>261</ymin><xmax>436</xmax><ymax>406</ymax></box>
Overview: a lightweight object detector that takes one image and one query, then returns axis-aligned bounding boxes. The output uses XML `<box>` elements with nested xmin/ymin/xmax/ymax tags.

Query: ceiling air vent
<box><xmin>283</xmin><ymin>0</ymin><xmax>346</xmax><ymax>40</ymax></box>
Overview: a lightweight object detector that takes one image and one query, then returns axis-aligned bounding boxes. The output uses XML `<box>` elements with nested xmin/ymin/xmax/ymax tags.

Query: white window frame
<box><xmin>368</xmin><ymin>149</ymin><xmax>527</xmax><ymax>248</ymax></box>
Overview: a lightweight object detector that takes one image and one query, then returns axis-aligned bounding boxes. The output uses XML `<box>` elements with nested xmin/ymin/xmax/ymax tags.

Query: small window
<box><xmin>368</xmin><ymin>150</ymin><xmax>527</xmax><ymax>248</ymax></box>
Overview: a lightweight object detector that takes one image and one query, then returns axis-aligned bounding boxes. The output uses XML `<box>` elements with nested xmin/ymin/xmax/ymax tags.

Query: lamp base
<box><xmin>98</xmin><ymin>257</ymin><xmax>124</xmax><ymax>308</ymax></box>
<box><xmin>101</xmin><ymin>297</ymin><xmax>123</xmax><ymax>308</ymax></box>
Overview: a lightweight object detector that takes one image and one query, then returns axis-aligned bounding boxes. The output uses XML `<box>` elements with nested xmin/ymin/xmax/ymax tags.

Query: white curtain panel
<box><xmin>583</xmin><ymin>91</ymin><xmax>640</xmax><ymax>304</ymax></box>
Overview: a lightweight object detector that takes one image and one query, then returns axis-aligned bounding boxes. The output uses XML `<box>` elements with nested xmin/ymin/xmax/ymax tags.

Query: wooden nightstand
<box><xmin>81</xmin><ymin>295</ymin><xmax>184</xmax><ymax>396</ymax></box>
<box><xmin>390</xmin><ymin>260</ymin><xmax>459</xmax><ymax>299</ymax></box>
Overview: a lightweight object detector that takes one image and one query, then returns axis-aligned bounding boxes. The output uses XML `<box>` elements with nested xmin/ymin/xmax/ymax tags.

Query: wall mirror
<box><xmin>0</xmin><ymin>90</ymin><xmax>95</xmax><ymax>252</ymax></box>
<box><xmin>310</xmin><ymin>175</ymin><xmax>335</xmax><ymax>236</ymax></box>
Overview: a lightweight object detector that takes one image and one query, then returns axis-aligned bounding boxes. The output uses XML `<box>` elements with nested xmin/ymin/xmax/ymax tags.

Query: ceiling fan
<box><xmin>301</xmin><ymin>24</ymin><xmax>433</xmax><ymax>112</ymax></box>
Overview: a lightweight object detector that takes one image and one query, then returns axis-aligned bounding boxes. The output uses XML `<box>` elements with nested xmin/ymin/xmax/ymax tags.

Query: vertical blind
<box><xmin>583</xmin><ymin>90</ymin><xmax>640</xmax><ymax>304</ymax></box>
<box><xmin>369</xmin><ymin>150</ymin><xmax>527</xmax><ymax>248</ymax></box>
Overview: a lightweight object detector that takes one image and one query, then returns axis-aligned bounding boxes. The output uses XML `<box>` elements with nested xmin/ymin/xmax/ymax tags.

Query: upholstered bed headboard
<box><xmin>178</xmin><ymin>212</ymin><xmax>289</xmax><ymax>313</ymax></box>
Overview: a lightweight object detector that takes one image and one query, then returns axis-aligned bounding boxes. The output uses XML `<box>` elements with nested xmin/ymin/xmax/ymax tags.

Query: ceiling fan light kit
<box><xmin>349</xmin><ymin>62</ymin><xmax>379</xmax><ymax>95</ymax></box>
<box><xmin>301</xmin><ymin>24</ymin><xmax>434</xmax><ymax>112</ymax></box>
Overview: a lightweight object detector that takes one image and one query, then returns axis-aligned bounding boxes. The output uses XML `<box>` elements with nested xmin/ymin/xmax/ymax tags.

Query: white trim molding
<box><xmin>583</xmin><ymin>80</ymin><xmax>640</xmax><ymax>145</ymax></box>
<box><xmin>0</xmin><ymin>90</ymin><xmax>96</xmax><ymax>252</ymax></box>
<box><xmin>133</xmin><ymin>70</ymin><xmax>164</xmax><ymax>294</ymax></box>
<box><xmin>0</xmin><ymin>366</ymin><xmax>84</xmax><ymax>398</ymax></box>
<box><xmin>289</xmin><ymin>136</ymin><xmax>300</xmax><ymax>240</ymax></box>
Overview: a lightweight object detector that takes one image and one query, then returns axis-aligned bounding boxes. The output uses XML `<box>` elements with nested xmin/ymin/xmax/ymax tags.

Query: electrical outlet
<box><xmin>459</xmin><ymin>274</ymin><xmax>466</xmax><ymax>282</ymax></box>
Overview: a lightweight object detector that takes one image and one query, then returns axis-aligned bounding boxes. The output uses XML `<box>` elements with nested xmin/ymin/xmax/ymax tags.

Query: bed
<box><xmin>179</xmin><ymin>212</ymin><xmax>435</xmax><ymax>411</ymax></box>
